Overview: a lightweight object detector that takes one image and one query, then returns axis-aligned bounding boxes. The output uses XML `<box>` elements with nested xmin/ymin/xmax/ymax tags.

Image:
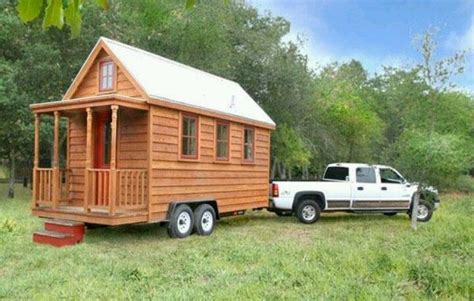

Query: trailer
<box><xmin>30</xmin><ymin>37</ymin><xmax>275</xmax><ymax>244</ymax></box>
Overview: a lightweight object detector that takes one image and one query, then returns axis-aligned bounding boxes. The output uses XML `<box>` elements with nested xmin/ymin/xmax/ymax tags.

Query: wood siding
<box><xmin>150</xmin><ymin>106</ymin><xmax>271</xmax><ymax>219</ymax></box>
<box><xmin>68</xmin><ymin>114</ymin><xmax>86</xmax><ymax>205</ymax></box>
<box><xmin>71</xmin><ymin>50</ymin><xmax>143</xmax><ymax>99</ymax></box>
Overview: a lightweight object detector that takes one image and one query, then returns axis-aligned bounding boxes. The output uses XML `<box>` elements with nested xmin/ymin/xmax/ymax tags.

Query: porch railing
<box><xmin>34</xmin><ymin>168</ymin><xmax>71</xmax><ymax>207</ymax></box>
<box><xmin>86</xmin><ymin>168</ymin><xmax>147</xmax><ymax>214</ymax></box>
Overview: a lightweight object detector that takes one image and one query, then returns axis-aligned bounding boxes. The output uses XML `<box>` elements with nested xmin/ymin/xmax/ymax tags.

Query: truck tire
<box><xmin>409</xmin><ymin>200</ymin><xmax>433</xmax><ymax>222</ymax></box>
<box><xmin>193</xmin><ymin>204</ymin><xmax>216</xmax><ymax>236</ymax></box>
<box><xmin>167</xmin><ymin>204</ymin><xmax>194</xmax><ymax>238</ymax></box>
<box><xmin>296</xmin><ymin>200</ymin><xmax>321</xmax><ymax>224</ymax></box>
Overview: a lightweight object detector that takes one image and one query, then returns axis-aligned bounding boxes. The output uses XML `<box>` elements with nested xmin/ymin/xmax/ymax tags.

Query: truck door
<box><xmin>378</xmin><ymin>167</ymin><xmax>411</xmax><ymax>209</ymax></box>
<box><xmin>351</xmin><ymin>167</ymin><xmax>380</xmax><ymax>209</ymax></box>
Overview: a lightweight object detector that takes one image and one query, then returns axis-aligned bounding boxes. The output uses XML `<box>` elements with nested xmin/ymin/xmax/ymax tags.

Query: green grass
<box><xmin>0</xmin><ymin>185</ymin><xmax>473</xmax><ymax>300</ymax></box>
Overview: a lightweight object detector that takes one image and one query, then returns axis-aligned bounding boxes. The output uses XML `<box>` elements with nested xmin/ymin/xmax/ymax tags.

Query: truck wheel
<box><xmin>410</xmin><ymin>200</ymin><xmax>433</xmax><ymax>222</ymax></box>
<box><xmin>193</xmin><ymin>204</ymin><xmax>216</xmax><ymax>236</ymax></box>
<box><xmin>383</xmin><ymin>212</ymin><xmax>397</xmax><ymax>216</ymax></box>
<box><xmin>167</xmin><ymin>204</ymin><xmax>194</xmax><ymax>238</ymax></box>
<box><xmin>296</xmin><ymin>200</ymin><xmax>321</xmax><ymax>224</ymax></box>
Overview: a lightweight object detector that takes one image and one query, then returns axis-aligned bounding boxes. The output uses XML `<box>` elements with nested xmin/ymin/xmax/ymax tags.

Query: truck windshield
<box><xmin>323</xmin><ymin>167</ymin><xmax>349</xmax><ymax>181</ymax></box>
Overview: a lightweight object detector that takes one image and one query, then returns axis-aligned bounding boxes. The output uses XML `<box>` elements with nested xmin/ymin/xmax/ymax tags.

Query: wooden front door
<box><xmin>94</xmin><ymin>111</ymin><xmax>112</xmax><ymax>169</ymax></box>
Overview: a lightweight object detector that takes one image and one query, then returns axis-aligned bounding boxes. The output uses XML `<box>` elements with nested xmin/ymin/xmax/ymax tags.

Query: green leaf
<box><xmin>42</xmin><ymin>0</ymin><xmax>64</xmax><ymax>29</ymax></box>
<box><xmin>96</xmin><ymin>0</ymin><xmax>109</xmax><ymax>10</ymax></box>
<box><xmin>16</xmin><ymin>0</ymin><xmax>44</xmax><ymax>23</ymax></box>
<box><xmin>185</xmin><ymin>0</ymin><xmax>196</xmax><ymax>9</ymax></box>
<box><xmin>64</xmin><ymin>0</ymin><xmax>82</xmax><ymax>37</ymax></box>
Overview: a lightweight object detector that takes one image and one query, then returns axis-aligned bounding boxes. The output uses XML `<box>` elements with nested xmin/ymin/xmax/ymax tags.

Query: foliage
<box><xmin>1</xmin><ymin>0</ymin><xmax>473</xmax><ymax>191</ymax></box>
<box><xmin>0</xmin><ymin>185</ymin><xmax>473</xmax><ymax>298</ymax></box>
<box><xmin>393</xmin><ymin>129</ymin><xmax>472</xmax><ymax>189</ymax></box>
<box><xmin>16</xmin><ymin>0</ymin><xmax>109</xmax><ymax>37</ymax></box>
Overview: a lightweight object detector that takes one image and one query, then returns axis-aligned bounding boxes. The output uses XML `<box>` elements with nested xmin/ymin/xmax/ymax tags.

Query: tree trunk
<box><xmin>8</xmin><ymin>149</ymin><xmax>15</xmax><ymax>199</ymax></box>
<box><xmin>270</xmin><ymin>158</ymin><xmax>278</xmax><ymax>180</ymax></box>
<box><xmin>288</xmin><ymin>166</ymin><xmax>292</xmax><ymax>180</ymax></box>
<box><xmin>278</xmin><ymin>162</ymin><xmax>286</xmax><ymax>180</ymax></box>
<box><xmin>411</xmin><ymin>186</ymin><xmax>422</xmax><ymax>230</ymax></box>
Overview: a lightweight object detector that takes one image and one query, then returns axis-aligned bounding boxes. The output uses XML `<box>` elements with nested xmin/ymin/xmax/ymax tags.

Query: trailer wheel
<box><xmin>296</xmin><ymin>200</ymin><xmax>321</xmax><ymax>224</ymax></box>
<box><xmin>193</xmin><ymin>204</ymin><xmax>216</xmax><ymax>236</ymax></box>
<box><xmin>167</xmin><ymin>204</ymin><xmax>194</xmax><ymax>238</ymax></box>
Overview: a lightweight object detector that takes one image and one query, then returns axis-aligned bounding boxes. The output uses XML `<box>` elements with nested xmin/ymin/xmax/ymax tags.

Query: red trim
<box><xmin>94</xmin><ymin>111</ymin><xmax>111</xmax><ymax>168</ymax></box>
<box><xmin>98</xmin><ymin>60</ymin><xmax>116</xmax><ymax>92</ymax></box>
<box><xmin>242</xmin><ymin>126</ymin><xmax>255</xmax><ymax>164</ymax></box>
<box><xmin>215</xmin><ymin>120</ymin><xmax>230</xmax><ymax>161</ymax></box>
<box><xmin>180</xmin><ymin>113</ymin><xmax>199</xmax><ymax>160</ymax></box>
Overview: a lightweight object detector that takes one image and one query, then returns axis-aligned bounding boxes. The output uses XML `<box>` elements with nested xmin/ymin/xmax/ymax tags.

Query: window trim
<box><xmin>98</xmin><ymin>59</ymin><xmax>116</xmax><ymax>93</ymax></box>
<box><xmin>179</xmin><ymin>112</ymin><xmax>200</xmax><ymax>161</ymax></box>
<box><xmin>215</xmin><ymin>120</ymin><xmax>230</xmax><ymax>162</ymax></box>
<box><xmin>242</xmin><ymin>126</ymin><xmax>255</xmax><ymax>164</ymax></box>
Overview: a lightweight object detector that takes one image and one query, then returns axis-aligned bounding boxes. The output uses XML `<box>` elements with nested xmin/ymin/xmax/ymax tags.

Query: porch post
<box><xmin>84</xmin><ymin>108</ymin><xmax>93</xmax><ymax>212</ymax></box>
<box><xmin>109</xmin><ymin>105</ymin><xmax>119</xmax><ymax>216</ymax></box>
<box><xmin>32</xmin><ymin>113</ymin><xmax>40</xmax><ymax>208</ymax></box>
<box><xmin>52</xmin><ymin>111</ymin><xmax>60</xmax><ymax>209</ymax></box>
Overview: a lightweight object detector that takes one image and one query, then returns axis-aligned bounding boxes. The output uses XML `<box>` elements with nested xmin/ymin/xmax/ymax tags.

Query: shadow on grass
<box><xmin>84</xmin><ymin>210</ymin><xmax>410</xmax><ymax>244</ymax></box>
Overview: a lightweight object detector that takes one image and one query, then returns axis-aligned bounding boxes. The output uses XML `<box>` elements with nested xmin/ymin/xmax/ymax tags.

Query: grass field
<box><xmin>0</xmin><ymin>185</ymin><xmax>472</xmax><ymax>299</ymax></box>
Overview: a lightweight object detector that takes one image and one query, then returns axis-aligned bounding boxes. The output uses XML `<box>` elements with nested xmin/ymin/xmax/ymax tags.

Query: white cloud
<box><xmin>445</xmin><ymin>16</ymin><xmax>474</xmax><ymax>51</ymax></box>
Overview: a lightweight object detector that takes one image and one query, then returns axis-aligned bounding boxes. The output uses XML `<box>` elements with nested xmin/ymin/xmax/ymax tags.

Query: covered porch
<box><xmin>30</xmin><ymin>95</ymin><xmax>151</xmax><ymax>224</ymax></box>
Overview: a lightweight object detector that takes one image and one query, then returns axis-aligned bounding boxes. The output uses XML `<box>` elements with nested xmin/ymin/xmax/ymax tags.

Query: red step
<box><xmin>33</xmin><ymin>230</ymin><xmax>80</xmax><ymax>247</ymax></box>
<box><xmin>44</xmin><ymin>219</ymin><xmax>85</xmax><ymax>242</ymax></box>
<box><xmin>33</xmin><ymin>219</ymin><xmax>85</xmax><ymax>247</ymax></box>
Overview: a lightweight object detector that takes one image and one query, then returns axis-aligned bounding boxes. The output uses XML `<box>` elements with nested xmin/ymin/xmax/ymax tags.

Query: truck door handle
<box><xmin>357</xmin><ymin>187</ymin><xmax>363</xmax><ymax>191</ymax></box>
<box><xmin>381</xmin><ymin>187</ymin><xmax>387</xmax><ymax>191</ymax></box>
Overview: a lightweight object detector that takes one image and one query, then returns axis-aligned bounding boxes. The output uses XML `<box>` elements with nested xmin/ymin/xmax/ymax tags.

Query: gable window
<box><xmin>243</xmin><ymin>127</ymin><xmax>254</xmax><ymax>162</ymax></box>
<box><xmin>216</xmin><ymin>122</ymin><xmax>229</xmax><ymax>160</ymax></box>
<box><xmin>181</xmin><ymin>114</ymin><xmax>198</xmax><ymax>159</ymax></box>
<box><xmin>99</xmin><ymin>60</ymin><xmax>115</xmax><ymax>91</ymax></box>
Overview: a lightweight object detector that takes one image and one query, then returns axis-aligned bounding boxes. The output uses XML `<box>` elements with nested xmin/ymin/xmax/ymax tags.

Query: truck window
<box><xmin>380</xmin><ymin>168</ymin><xmax>404</xmax><ymax>184</ymax></box>
<box><xmin>356</xmin><ymin>167</ymin><xmax>376</xmax><ymax>183</ymax></box>
<box><xmin>323</xmin><ymin>167</ymin><xmax>349</xmax><ymax>181</ymax></box>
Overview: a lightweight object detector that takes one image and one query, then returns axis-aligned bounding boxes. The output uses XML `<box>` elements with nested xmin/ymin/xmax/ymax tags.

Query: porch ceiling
<box><xmin>30</xmin><ymin>94</ymin><xmax>149</xmax><ymax>115</ymax></box>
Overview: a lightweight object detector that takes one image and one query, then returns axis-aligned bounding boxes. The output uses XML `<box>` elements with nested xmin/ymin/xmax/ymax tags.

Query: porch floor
<box><xmin>32</xmin><ymin>205</ymin><xmax>149</xmax><ymax>226</ymax></box>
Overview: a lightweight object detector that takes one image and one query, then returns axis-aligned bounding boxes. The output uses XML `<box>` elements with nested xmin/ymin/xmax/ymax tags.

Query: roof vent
<box><xmin>229</xmin><ymin>95</ymin><xmax>236</xmax><ymax>109</ymax></box>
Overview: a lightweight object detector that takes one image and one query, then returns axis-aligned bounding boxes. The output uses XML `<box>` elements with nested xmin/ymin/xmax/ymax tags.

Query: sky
<box><xmin>252</xmin><ymin>0</ymin><xmax>474</xmax><ymax>92</ymax></box>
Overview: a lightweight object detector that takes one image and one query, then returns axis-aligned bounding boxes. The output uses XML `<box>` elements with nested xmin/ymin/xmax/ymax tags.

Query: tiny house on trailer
<box><xmin>30</xmin><ymin>37</ymin><xmax>275</xmax><ymax>240</ymax></box>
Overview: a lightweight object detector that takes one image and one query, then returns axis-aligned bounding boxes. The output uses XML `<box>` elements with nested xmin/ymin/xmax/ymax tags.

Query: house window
<box><xmin>216</xmin><ymin>122</ymin><xmax>229</xmax><ymax>160</ymax></box>
<box><xmin>181</xmin><ymin>114</ymin><xmax>198</xmax><ymax>158</ymax></box>
<box><xmin>243</xmin><ymin>127</ymin><xmax>254</xmax><ymax>162</ymax></box>
<box><xmin>99</xmin><ymin>61</ymin><xmax>114</xmax><ymax>91</ymax></box>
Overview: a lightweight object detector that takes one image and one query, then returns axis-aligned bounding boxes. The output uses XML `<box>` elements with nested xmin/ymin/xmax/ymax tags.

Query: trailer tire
<box><xmin>193</xmin><ymin>204</ymin><xmax>216</xmax><ymax>236</ymax></box>
<box><xmin>296</xmin><ymin>200</ymin><xmax>321</xmax><ymax>224</ymax></box>
<box><xmin>167</xmin><ymin>204</ymin><xmax>194</xmax><ymax>238</ymax></box>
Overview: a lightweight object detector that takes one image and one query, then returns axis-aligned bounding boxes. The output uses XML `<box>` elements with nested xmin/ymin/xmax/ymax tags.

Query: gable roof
<box><xmin>66</xmin><ymin>37</ymin><xmax>276</xmax><ymax>127</ymax></box>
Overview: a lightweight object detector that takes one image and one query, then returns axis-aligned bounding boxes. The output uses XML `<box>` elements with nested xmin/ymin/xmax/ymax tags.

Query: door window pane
<box><xmin>380</xmin><ymin>168</ymin><xmax>403</xmax><ymax>184</ymax></box>
<box><xmin>323</xmin><ymin>167</ymin><xmax>349</xmax><ymax>181</ymax></box>
<box><xmin>356</xmin><ymin>167</ymin><xmax>376</xmax><ymax>183</ymax></box>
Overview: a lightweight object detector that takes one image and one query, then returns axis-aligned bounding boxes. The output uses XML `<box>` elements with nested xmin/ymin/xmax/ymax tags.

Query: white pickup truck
<box><xmin>268</xmin><ymin>163</ymin><xmax>440</xmax><ymax>224</ymax></box>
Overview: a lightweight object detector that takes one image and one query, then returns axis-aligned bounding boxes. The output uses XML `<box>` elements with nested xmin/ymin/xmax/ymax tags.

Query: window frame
<box><xmin>242</xmin><ymin>126</ymin><xmax>255</xmax><ymax>164</ymax></box>
<box><xmin>98</xmin><ymin>59</ymin><xmax>116</xmax><ymax>92</ymax></box>
<box><xmin>215</xmin><ymin>120</ymin><xmax>230</xmax><ymax>162</ymax></box>
<box><xmin>179</xmin><ymin>113</ymin><xmax>199</xmax><ymax>160</ymax></box>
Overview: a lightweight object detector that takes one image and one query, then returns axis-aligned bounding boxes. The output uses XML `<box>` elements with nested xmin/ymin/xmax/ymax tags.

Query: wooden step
<box><xmin>33</xmin><ymin>230</ymin><xmax>81</xmax><ymax>247</ymax></box>
<box><xmin>44</xmin><ymin>219</ymin><xmax>85</xmax><ymax>242</ymax></box>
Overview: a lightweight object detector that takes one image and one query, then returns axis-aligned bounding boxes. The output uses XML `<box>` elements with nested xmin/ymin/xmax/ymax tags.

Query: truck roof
<box><xmin>327</xmin><ymin>163</ymin><xmax>392</xmax><ymax>169</ymax></box>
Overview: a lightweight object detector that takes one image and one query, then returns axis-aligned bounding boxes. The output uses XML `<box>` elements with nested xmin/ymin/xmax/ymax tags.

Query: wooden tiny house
<box><xmin>30</xmin><ymin>37</ymin><xmax>275</xmax><ymax>238</ymax></box>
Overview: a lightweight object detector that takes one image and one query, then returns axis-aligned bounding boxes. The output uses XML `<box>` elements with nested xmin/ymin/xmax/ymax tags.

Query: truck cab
<box><xmin>269</xmin><ymin>163</ymin><xmax>440</xmax><ymax>224</ymax></box>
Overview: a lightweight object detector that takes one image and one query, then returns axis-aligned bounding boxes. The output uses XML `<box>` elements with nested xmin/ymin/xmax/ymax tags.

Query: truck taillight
<box><xmin>272</xmin><ymin>183</ymin><xmax>279</xmax><ymax>197</ymax></box>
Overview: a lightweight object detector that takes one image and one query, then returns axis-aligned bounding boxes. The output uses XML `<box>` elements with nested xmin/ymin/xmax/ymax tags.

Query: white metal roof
<box><xmin>100</xmin><ymin>37</ymin><xmax>275</xmax><ymax>127</ymax></box>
